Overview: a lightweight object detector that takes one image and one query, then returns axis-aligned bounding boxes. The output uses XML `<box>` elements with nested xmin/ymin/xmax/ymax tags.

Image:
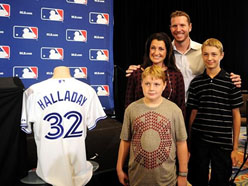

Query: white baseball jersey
<box><xmin>21</xmin><ymin>78</ymin><xmax>107</xmax><ymax>186</ymax></box>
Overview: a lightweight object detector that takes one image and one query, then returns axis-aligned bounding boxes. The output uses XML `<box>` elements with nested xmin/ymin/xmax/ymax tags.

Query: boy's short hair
<box><xmin>142</xmin><ymin>65</ymin><xmax>166</xmax><ymax>83</ymax></box>
<box><xmin>202</xmin><ymin>38</ymin><xmax>224</xmax><ymax>53</ymax></box>
<box><xmin>170</xmin><ymin>10</ymin><xmax>191</xmax><ymax>24</ymax></box>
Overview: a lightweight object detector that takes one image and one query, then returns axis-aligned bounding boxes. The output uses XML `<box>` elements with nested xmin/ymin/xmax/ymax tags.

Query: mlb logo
<box><xmin>13</xmin><ymin>26</ymin><xmax>38</xmax><ymax>39</ymax></box>
<box><xmin>66</xmin><ymin>0</ymin><xmax>87</xmax><ymax>5</ymax></box>
<box><xmin>41</xmin><ymin>8</ymin><xmax>64</xmax><ymax>21</ymax></box>
<box><xmin>41</xmin><ymin>47</ymin><xmax>64</xmax><ymax>60</ymax></box>
<box><xmin>0</xmin><ymin>45</ymin><xmax>10</xmax><ymax>59</ymax></box>
<box><xmin>66</xmin><ymin>29</ymin><xmax>87</xmax><ymax>42</ymax></box>
<box><xmin>70</xmin><ymin>67</ymin><xmax>87</xmax><ymax>79</ymax></box>
<box><xmin>0</xmin><ymin>3</ymin><xmax>10</xmax><ymax>17</ymax></box>
<box><xmin>13</xmin><ymin>66</ymin><xmax>38</xmax><ymax>79</ymax></box>
<box><xmin>89</xmin><ymin>12</ymin><xmax>109</xmax><ymax>25</ymax></box>
<box><xmin>89</xmin><ymin>49</ymin><xmax>109</xmax><ymax>61</ymax></box>
<box><xmin>92</xmin><ymin>85</ymin><xmax>109</xmax><ymax>96</ymax></box>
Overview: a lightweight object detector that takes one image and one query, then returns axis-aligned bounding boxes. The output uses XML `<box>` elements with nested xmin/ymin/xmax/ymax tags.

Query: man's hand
<box><xmin>230</xmin><ymin>72</ymin><xmax>242</xmax><ymax>88</ymax></box>
<box><xmin>126</xmin><ymin>65</ymin><xmax>141</xmax><ymax>77</ymax></box>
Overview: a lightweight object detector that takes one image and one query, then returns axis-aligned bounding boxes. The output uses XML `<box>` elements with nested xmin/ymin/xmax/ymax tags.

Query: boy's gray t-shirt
<box><xmin>120</xmin><ymin>98</ymin><xmax>187</xmax><ymax>186</ymax></box>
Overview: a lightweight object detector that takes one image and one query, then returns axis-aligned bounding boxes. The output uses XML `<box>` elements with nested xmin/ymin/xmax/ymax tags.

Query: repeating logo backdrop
<box><xmin>0</xmin><ymin>0</ymin><xmax>114</xmax><ymax>111</ymax></box>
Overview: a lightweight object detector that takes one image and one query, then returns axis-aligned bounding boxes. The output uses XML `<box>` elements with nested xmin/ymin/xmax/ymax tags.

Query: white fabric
<box><xmin>172</xmin><ymin>40</ymin><xmax>205</xmax><ymax>101</ymax></box>
<box><xmin>21</xmin><ymin>78</ymin><xmax>106</xmax><ymax>186</ymax></box>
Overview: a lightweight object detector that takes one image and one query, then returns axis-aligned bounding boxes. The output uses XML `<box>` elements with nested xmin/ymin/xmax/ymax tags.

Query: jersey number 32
<box><xmin>43</xmin><ymin>111</ymin><xmax>83</xmax><ymax>139</ymax></box>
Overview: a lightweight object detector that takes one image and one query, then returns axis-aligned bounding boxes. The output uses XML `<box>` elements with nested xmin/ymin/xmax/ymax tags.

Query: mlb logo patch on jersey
<box><xmin>66</xmin><ymin>0</ymin><xmax>87</xmax><ymax>5</ymax></box>
<box><xmin>13</xmin><ymin>66</ymin><xmax>38</xmax><ymax>79</ymax></box>
<box><xmin>66</xmin><ymin>29</ymin><xmax>87</xmax><ymax>42</ymax></box>
<box><xmin>92</xmin><ymin>85</ymin><xmax>109</xmax><ymax>96</ymax></box>
<box><xmin>70</xmin><ymin>67</ymin><xmax>87</xmax><ymax>79</ymax></box>
<box><xmin>13</xmin><ymin>26</ymin><xmax>38</xmax><ymax>39</ymax></box>
<box><xmin>89</xmin><ymin>12</ymin><xmax>109</xmax><ymax>25</ymax></box>
<box><xmin>41</xmin><ymin>8</ymin><xmax>64</xmax><ymax>21</ymax></box>
<box><xmin>0</xmin><ymin>45</ymin><xmax>10</xmax><ymax>59</ymax></box>
<box><xmin>41</xmin><ymin>47</ymin><xmax>64</xmax><ymax>60</ymax></box>
<box><xmin>0</xmin><ymin>3</ymin><xmax>10</xmax><ymax>17</ymax></box>
<box><xmin>89</xmin><ymin>49</ymin><xmax>109</xmax><ymax>61</ymax></box>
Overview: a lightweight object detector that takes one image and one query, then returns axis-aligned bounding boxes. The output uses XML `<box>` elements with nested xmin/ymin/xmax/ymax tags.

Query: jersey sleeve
<box><xmin>86</xmin><ymin>90</ymin><xmax>107</xmax><ymax>130</ymax></box>
<box><xmin>20</xmin><ymin>88</ymin><xmax>35</xmax><ymax>134</ymax></box>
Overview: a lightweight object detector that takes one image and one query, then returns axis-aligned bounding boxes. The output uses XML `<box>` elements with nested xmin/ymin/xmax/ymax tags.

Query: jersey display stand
<box><xmin>230</xmin><ymin>98</ymin><xmax>248</xmax><ymax>186</ymax></box>
<box><xmin>20</xmin><ymin>169</ymin><xmax>47</xmax><ymax>185</ymax></box>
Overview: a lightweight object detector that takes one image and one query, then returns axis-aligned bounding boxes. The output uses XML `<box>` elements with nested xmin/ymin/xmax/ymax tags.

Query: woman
<box><xmin>125</xmin><ymin>32</ymin><xmax>185</xmax><ymax>117</ymax></box>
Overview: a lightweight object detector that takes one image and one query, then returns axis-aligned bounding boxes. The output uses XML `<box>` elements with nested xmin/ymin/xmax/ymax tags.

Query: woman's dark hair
<box><xmin>142</xmin><ymin>32</ymin><xmax>178</xmax><ymax>71</ymax></box>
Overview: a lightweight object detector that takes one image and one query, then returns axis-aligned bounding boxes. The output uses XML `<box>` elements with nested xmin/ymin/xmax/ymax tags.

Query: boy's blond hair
<box><xmin>142</xmin><ymin>65</ymin><xmax>166</xmax><ymax>83</ymax></box>
<box><xmin>202</xmin><ymin>38</ymin><xmax>224</xmax><ymax>54</ymax></box>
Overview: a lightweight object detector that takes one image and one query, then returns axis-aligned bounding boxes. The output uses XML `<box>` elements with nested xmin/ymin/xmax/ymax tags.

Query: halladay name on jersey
<box><xmin>37</xmin><ymin>90</ymin><xmax>87</xmax><ymax>110</ymax></box>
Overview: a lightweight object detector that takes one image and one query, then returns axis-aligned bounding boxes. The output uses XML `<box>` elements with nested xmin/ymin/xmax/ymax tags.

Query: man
<box><xmin>169</xmin><ymin>10</ymin><xmax>204</xmax><ymax>100</ymax></box>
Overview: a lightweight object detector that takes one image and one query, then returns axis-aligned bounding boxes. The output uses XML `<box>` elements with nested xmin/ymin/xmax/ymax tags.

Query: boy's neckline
<box><xmin>206</xmin><ymin>67</ymin><xmax>221</xmax><ymax>79</ymax></box>
<box><xmin>143</xmin><ymin>97</ymin><xmax>163</xmax><ymax>108</ymax></box>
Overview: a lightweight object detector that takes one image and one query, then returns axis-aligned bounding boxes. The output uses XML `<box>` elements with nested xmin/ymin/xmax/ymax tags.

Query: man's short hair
<box><xmin>170</xmin><ymin>10</ymin><xmax>191</xmax><ymax>24</ymax></box>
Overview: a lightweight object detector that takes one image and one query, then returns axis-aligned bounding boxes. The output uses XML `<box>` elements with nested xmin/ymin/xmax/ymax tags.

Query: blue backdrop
<box><xmin>0</xmin><ymin>0</ymin><xmax>114</xmax><ymax>111</ymax></box>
